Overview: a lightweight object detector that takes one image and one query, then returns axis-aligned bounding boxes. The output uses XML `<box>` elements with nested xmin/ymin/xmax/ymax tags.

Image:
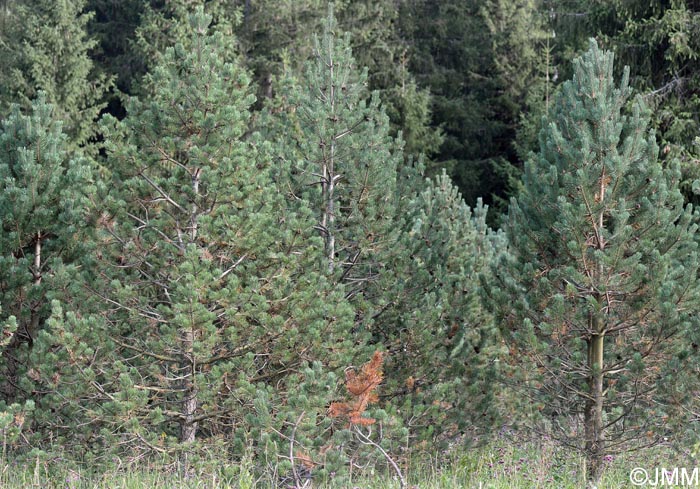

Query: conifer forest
<box><xmin>4</xmin><ymin>1</ymin><xmax>700</xmax><ymax>488</ymax></box>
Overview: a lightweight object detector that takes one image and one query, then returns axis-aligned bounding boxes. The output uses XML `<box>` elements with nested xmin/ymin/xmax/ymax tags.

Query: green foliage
<box><xmin>259</xmin><ymin>11</ymin><xmax>424</xmax><ymax>473</ymax></box>
<box><xmin>0</xmin><ymin>0</ymin><xmax>111</xmax><ymax>149</ymax></box>
<box><xmin>0</xmin><ymin>96</ymin><xmax>93</xmax><ymax>404</ymax></box>
<box><xmin>337</xmin><ymin>1</ymin><xmax>443</xmax><ymax>159</ymax></box>
<box><xmin>606</xmin><ymin>1</ymin><xmax>700</xmax><ymax>205</ymax></box>
<box><xmin>398</xmin><ymin>0</ymin><xmax>548</xmax><ymax>217</ymax></box>
<box><xmin>378</xmin><ymin>172</ymin><xmax>504</xmax><ymax>447</ymax></box>
<box><xmin>264</xmin><ymin>7</ymin><xmax>502</xmax><ymax>457</ymax></box>
<box><xmin>266</xmin><ymin>9</ymin><xmax>402</xmax><ymax>318</ymax></box>
<box><xmin>385</xmin><ymin>81</ymin><xmax>445</xmax><ymax>159</ymax></box>
<box><xmin>488</xmin><ymin>39</ymin><xmax>700</xmax><ymax>479</ymax></box>
<box><xmin>133</xmin><ymin>0</ymin><xmax>238</xmax><ymax>82</ymax></box>
<box><xmin>85</xmin><ymin>0</ymin><xmax>147</xmax><ymax>94</ymax></box>
<box><xmin>239</xmin><ymin>0</ymin><xmax>441</xmax><ymax>159</ymax></box>
<box><xmin>541</xmin><ymin>1</ymin><xmax>700</xmax><ymax>206</ymax></box>
<box><xmin>24</xmin><ymin>11</ymin><xmax>363</xmax><ymax>480</ymax></box>
<box><xmin>5</xmin><ymin>0</ymin><xmax>700</xmax><ymax>480</ymax></box>
<box><xmin>85</xmin><ymin>0</ymin><xmax>237</xmax><ymax>107</ymax></box>
<box><xmin>237</xmin><ymin>0</ymin><xmax>337</xmax><ymax>101</ymax></box>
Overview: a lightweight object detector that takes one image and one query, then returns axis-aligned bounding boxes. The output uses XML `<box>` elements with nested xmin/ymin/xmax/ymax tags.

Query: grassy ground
<box><xmin>0</xmin><ymin>439</ymin><xmax>690</xmax><ymax>488</ymax></box>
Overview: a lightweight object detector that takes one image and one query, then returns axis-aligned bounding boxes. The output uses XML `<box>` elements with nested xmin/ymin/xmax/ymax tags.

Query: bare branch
<box><xmin>219</xmin><ymin>254</ymin><xmax>248</xmax><ymax>280</ymax></box>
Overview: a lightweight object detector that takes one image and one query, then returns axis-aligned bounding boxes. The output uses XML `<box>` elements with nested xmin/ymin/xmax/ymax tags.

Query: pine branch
<box><xmin>354</xmin><ymin>425</ymin><xmax>406</xmax><ymax>489</ymax></box>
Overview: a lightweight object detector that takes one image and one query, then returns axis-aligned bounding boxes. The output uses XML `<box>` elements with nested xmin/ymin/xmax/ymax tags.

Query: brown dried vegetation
<box><xmin>328</xmin><ymin>351</ymin><xmax>384</xmax><ymax>426</ymax></box>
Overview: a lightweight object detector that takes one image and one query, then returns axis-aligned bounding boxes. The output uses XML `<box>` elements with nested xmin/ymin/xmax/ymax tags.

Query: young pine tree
<box><xmin>0</xmin><ymin>96</ymin><xmax>92</xmax><ymax>404</ymax></box>
<box><xmin>488</xmin><ymin>40</ymin><xmax>700</xmax><ymax>485</ymax></box>
<box><xmin>267</xmin><ymin>9</ymin><xmax>402</xmax><ymax>323</ymax></box>
<box><xmin>132</xmin><ymin>0</ymin><xmax>237</xmax><ymax>81</ymax></box>
<box><xmin>380</xmin><ymin>172</ymin><xmax>503</xmax><ymax>447</ymax></box>
<box><xmin>239</xmin><ymin>0</ymin><xmax>443</xmax><ymax>161</ymax></box>
<box><xmin>261</xmin><ymin>10</ymin><xmax>417</xmax><ymax>473</ymax></box>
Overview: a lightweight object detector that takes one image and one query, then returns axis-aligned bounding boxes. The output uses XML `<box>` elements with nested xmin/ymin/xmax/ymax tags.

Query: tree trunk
<box><xmin>180</xmin><ymin>169</ymin><xmax>200</xmax><ymax>444</ymax></box>
<box><xmin>181</xmin><ymin>370</ymin><xmax>198</xmax><ymax>444</ymax></box>
<box><xmin>27</xmin><ymin>232</ymin><xmax>43</xmax><ymax>345</ymax></box>
<box><xmin>584</xmin><ymin>165</ymin><xmax>608</xmax><ymax>485</ymax></box>
<box><xmin>584</xmin><ymin>314</ymin><xmax>605</xmax><ymax>485</ymax></box>
<box><xmin>2</xmin><ymin>232</ymin><xmax>43</xmax><ymax>400</ymax></box>
<box><xmin>321</xmin><ymin>51</ymin><xmax>336</xmax><ymax>273</ymax></box>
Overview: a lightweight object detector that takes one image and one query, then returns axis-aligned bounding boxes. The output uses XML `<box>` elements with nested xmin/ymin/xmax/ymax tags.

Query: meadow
<box><xmin>1</xmin><ymin>436</ymin><xmax>689</xmax><ymax>488</ymax></box>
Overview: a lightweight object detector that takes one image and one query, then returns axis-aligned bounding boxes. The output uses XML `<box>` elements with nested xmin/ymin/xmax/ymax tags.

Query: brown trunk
<box><xmin>180</xmin><ymin>169</ymin><xmax>200</xmax><ymax>444</ymax></box>
<box><xmin>584</xmin><ymin>313</ymin><xmax>605</xmax><ymax>485</ymax></box>
<box><xmin>180</xmin><ymin>321</ymin><xmax>197</xmax><ymax>443</ymax></box>
<box><xmin>181</xmin><ymin>377</ymin><xmax>198</xmax><ymax>443</ymax></box>
<box><xmin>584</xmin><ymin>165</ymin><xmax>608</xmax><ymax>485</ymax></box>
<box><xmin>2</xmin><ymin>233</ymin><xmax>43</xmax><ymax>400</ymax></box>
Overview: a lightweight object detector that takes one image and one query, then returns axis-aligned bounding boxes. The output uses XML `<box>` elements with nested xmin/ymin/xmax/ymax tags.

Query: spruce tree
<box><xmin>86</xmin><ymin>0</ymin><xmax>146</xmax><ymax>94</ymax></box>
<box><xmin>0</xmin><ymin>0</ymin><xmax>111</xmax><ymax>149</ymax></box>
<box><xmin>481</xmin><ymin>0</ymin><xmax>552</xmax><ymax>174</ymax></box>
<box><xmin>398</xmin><ymin>0</ymin><xmax>547</xmax><ymax>219</ymax></box>
<box><xmin>488</xmin><ymin>40</ymin><xmax>700</xmax><ymax>484</ymax></box>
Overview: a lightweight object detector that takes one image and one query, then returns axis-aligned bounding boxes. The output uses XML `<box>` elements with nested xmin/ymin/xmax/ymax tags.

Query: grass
<box><xmin>0</xmin><ymin>438</ymin><xmax>691</xmax><ymax>488</ymax></box>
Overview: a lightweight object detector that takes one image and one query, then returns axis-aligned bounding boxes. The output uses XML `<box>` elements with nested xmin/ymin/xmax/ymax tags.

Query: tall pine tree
<box><xmin>488</xmin><ymin>40</ymin><xmax>700</xmax><ymax>484</ymax></box>
<box><xmin>260</xmin><ymin>9</ymin><xmax>418</xmax><ymax>472</ymax></box>
<box><xmin>0</xmin><ymin>95</ymin><xmax>93</xmax><ymax>408</ymax></box>
<box><xmin>266</xmin><ymin>8</ymin><xmax>402</xmax><ymax>318</ymax></box>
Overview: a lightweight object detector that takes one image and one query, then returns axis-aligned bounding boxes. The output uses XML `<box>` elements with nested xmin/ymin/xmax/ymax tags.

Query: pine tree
<box><xmin>260</xmin><ymin>9</ymin><xmax>416</xmax><ymax>473</ymax></box>
<box><xmin>133</xmin><ymin>0</ymin><xmax>237</xmax><ymax>79</ymax></box>
<box><xmin>0</xmin><ymin>95</ymin><xmax>92</xmax><ymax>403</ymax></box>
<box><xmin>0</xmin><ymin>0</ymin><xmax>111</xmax><ymax>149</ymax></box>
<box><xmin>534</xmin><ymin>1</ymin><xmax>700</xmax><ymax>206</ymax></box>
<box><xmin>238</xmin><ymin>0</ymin><xmax>441</xmax><ymax>160</ymax></box>
<box><xmin>25</xmin><ymin>9</ymin><xmax>360</xmax><ymax>473</ymax></box>
<box><xmin>267</xmin><ymin>8</ymin><xmax>402</xmax><ymax>311</ymax></box>
<box><xmin>379</xmin><ymin>172</ymin><xmax>503</xmax><ymax>447</ymax></box>
<box><xmin>263</xmin><ymin>10</ymin><xmax>500</xmax><ymax>456</ymax></box>
<box><xmin>488</xmin><ymin>40</ymin><xmax>700</xmax><ymax>484</ymax></box>
<box><xmin>598</xmin><ymin>1</ymin><xmax>700</xmax><ymax>206</ymax></box>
